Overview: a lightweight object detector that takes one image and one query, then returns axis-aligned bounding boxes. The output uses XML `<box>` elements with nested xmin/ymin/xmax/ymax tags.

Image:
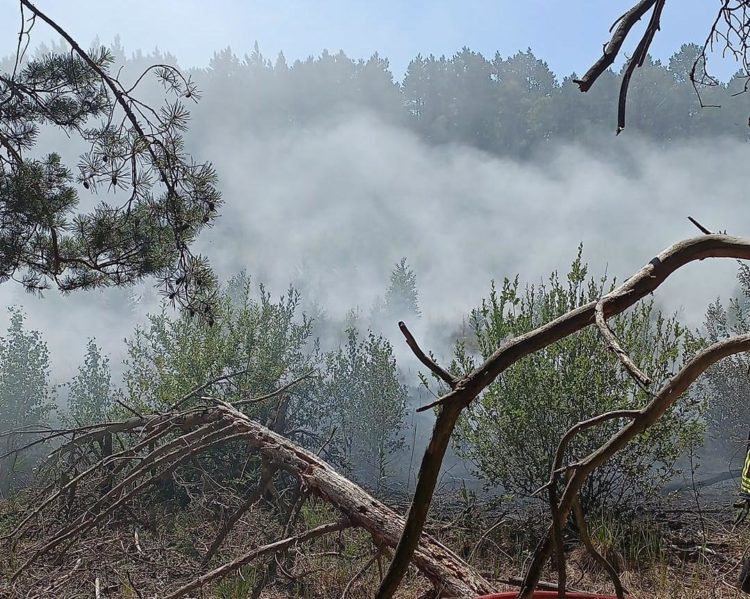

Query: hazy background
<box><xmin>0</xmin><ymin>0</ymin><xmax>748</xmax><ymax>392</ymax></box>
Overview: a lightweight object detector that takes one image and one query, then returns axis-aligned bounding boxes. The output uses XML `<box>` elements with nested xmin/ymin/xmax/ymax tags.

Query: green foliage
<box><xmin>587</xmin><ymin>509</ymin><xmax>663</xmax><ymax>569</ymax></box>
<box><xmin>0</xmin><ymin>308</ymin><xmax>54</xmax><ymax>496</ymax></box>
<box><xmin>453</xmin><ymin>247</ymin><xmax>702</xmax><ymax>510</ymax></box>
<box><xmin>383</xmin><ymin>257</ymin><xmax>420</xmax><ymax>322</ymax></box>
<box><xmin>215</xmin><ymin>565</ymin><xmax>259</xmax><ymax>598</ymax></box>
<box><xmin>1</xmin><ymin>29</ymin><xmax>220</xmax><ymax>313</ymax></box>
<box><xmin>321</xmin><ymin>327</ymin><xmax>408</xmax><ymax>491</ymax></box>
<box><xmin>66</xmin><ymin>338</ymin><xmax>113</xmax><ymax>426</ymax></box>
<box><xmin>123</xmin><ymin>272</ymin><xmax>317</xmax><ymax>419</ymax></box>
<box><xmin>687</xmin><ymin>263</ymin><xmax>750</xmax><ymax>461</ymax></box>
<box><xmin>120</xmin><ymin>272</ymin><xmax>320</xmax><ymax>502</ymax></box>
<box><xmin>121</xmin><ymin>270</ymin><xmax>409</xmax><ymax>498</ymax></box>
<box><xmin>188</xmin><ymin>43</ymin><xmax>750</xmax><ymax>160</ymax></box>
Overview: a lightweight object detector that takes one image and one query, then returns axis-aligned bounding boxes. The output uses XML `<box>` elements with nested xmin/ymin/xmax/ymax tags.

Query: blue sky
<box><xmin>0</xmin><ymin>1</ymin><xmax>738</xmax><ymax>80</ymax></box>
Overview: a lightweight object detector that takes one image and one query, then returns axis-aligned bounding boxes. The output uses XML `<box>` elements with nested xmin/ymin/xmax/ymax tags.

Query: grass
<box><xmin>2</xmin><ymin>491</ymin><xmax>750</xmax><ymax>598</ymax></box>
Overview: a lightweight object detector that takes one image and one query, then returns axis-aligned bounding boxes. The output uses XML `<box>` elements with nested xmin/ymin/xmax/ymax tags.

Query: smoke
<box><xmin>2</xmin><ymin>111</ymin><xmax>747</xmax><ymax>387</ymax></box>
<box><xmin>197</xmin><ymin>113</ymin><xmax>746</xmax><ymax>348</ymax></box>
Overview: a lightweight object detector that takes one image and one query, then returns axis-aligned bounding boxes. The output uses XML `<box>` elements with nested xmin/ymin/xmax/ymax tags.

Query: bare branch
<box><xmin>574</xmin><ymin>0</ymin><xmax>658</xmax><ymax>92</ymax></box>
<box><xmin>201</xmin><ymin>463</ymin><xmax>277</xmax><ymax>566</ymax></box>
<box><xmin>168</xmin><ymin>369</ymin><xmax>253</xmax><ymax>411</ymax></box>
<box><xmin>398</xmin><ymin>321</ymin><xmax>457</xmax><ymax>389</ymax></box>
<box><xmin>341</xmin><ymin>550</ymin><xmax>380</xmax><ymax>599</ymax></box>
<box><xmin>518</xmin><ymin>333</ymin><xmax>750</xmax><ymax>597</ymax></box>
<box><xmin>164</xmin><ymin>520</ymin><xmax>352</xmax><ymax>599</ymax></box>
<box><xmin>595</xmin><ymin>300</ymin><xmax>652</xmax><ymax>387</ymax></box>
<box><xmin>7</xmin><ymin>399</ymin><xmax>493</xmax><ymax>597</ymax></box>
<box><xmin>688</xmin><ymin>216</ymin><xmax>713</xmax><ymax>235</ymax></box>
<box><xmin>572</xmin><ymin>498</ymin><xmax>627</xmax><ymax>599</ymax></box>
<box><xmin>231</xmin><ymin>371</ymin><xmax>315</xmax><ymax>407</ymax></box>
<box><xmin>615</xmin><ymin>0</ymin><xmax>667</xmax><ymax>133</ymax></box>
<box><xmin>377</xmin><ymin>234</ymin><xmax>750</xmax><ymax>599</ymax></box>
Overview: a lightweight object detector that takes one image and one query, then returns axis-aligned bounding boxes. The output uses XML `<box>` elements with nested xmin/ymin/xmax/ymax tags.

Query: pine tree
<box><xmin>384</xmin><ymin>258</ymin><xmax>420</xmax><ymax>321</ymax></box>
<box><xmin>0</xmin><ymin>1</ymin><xmax>220</xmax><ymax>313</ymax></box>
<box><xmin>0</xmin><ymin>308</ymin><xmax>53</xmax><ymax>496</ymax></box>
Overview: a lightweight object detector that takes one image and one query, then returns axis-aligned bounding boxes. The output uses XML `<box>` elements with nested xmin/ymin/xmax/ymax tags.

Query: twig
<box><xmin>168</xmin><ymin>369</ymin><xmax>253</xmax><ymax>411</ymax></box>
<box><xmin>341</xmin><ymin>551</ymin><xmax>380</xmax><ymax>599</ymax></box>
<box><xmin>231</xmin><ymin>371</ymin><xmax>315</xmax><ymax>407</ymax></box>
<box><xmin>595</xmin><ymin>300</ymin><xmax>651</xmax><ymax>387</ymax></box>
<box><xmin>689</xmin><ymin>216</ymin><xmax>713</xmax><ymax>235</ymax></box>
<box><xmin>399</xmin><ymin>321</ymin><xmax>457</xmax><ymax>389</ymax></box>
<box><xmin>163</xmin><ymin>520</ymin><xmax>351</xmax><ymax>599</ymax></box>
<box><xmin>115</xmin><ymin>398</ymin><xmax>144</xmax><ymax>419</ymax></box>
<box><xmin>202</xmin><ymin>464</ymin><xmax>277</xmax><ymax>566</ymax></box>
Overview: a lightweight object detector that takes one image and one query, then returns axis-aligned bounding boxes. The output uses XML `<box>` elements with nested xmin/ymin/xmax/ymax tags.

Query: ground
<box><xmin>2</xmin><ymin>482</ymin><xmax>749</xmax><ymax>598</ymax></box>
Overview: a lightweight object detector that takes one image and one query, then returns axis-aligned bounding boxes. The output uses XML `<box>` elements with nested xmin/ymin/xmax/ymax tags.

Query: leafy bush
<box><xmin>0</xmin><ymin>308</ymin><xmax>54</xmax><ymax>496</ymax></box>
<box><xmin>321</xmin><ymin>327</ymin><xmax>408</xmax><ymax>491</ymax></box>
<box><xmin>452</xmin><ymin>247</ymin><xmax>703</xmax><ymax>510</ymax></box>
<box><xmin>686</xmin><ymin>263</ymin><xmax>750</xmax><ymax>464</ymax></box>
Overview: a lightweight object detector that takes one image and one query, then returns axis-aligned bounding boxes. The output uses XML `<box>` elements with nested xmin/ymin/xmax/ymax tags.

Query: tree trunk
<box><xmin>218</xmin><ymin>403</ymin><xmax>494</xmax><ymax>598</ymax></box>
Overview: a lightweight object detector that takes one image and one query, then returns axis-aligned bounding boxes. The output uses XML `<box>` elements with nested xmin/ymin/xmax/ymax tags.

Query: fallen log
<box><xmin>214</xmin><ymin>402</ymin><xmax>494</xmax><ymax>597</ymax></box>
<box><xmin>6</xmin><ymin>402</ymin><xmax>493</xmax><ymax>598</ymax></box>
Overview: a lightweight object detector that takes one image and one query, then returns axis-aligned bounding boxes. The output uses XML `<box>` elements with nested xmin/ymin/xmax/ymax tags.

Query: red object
<box><xmin>477</xmin><ymin>593</ymin><xmax>616</xmax><ymax>599</ymax></box>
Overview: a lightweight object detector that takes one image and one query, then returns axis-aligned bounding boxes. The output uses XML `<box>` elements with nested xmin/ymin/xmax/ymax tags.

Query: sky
<box><xmin>0</xmin><ymin>0</ymin><xmax>738</xmax><ymax>80</ymax></box>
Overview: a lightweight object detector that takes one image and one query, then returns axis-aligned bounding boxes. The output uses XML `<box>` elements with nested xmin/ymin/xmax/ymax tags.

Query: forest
<box><xmin>4</xmin><ymin>1</ymin><xmax>750</xmax><ymax>598</ymax></box>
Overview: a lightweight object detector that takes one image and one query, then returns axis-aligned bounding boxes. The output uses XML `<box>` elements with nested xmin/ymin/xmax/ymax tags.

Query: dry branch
<box><xmin>202</xmin><ymin>463</ymin><xmax>277</xmax><ymax>566</ymax></box>
<box><xmin>595</xmin><ymin>301</ymin><xmax>651</xmax><ymax>387</ymax></box>
<box><xmin>572</xmin><ymin>498</ymin><xmax>626</xmax><ymax>599</ymax></box>
<box><xmin>376</xmin><ymin>234</ymin><xmax>750</xmax><ymax>599</ymax></box>
<box><xmin>574</xmin><ymin>0</ymin><xmax>658</xmax><ymax>92</ymax></box>
<box><xmin>399</xmin><ymin>321</ymin><xmax>457</xmax><ymax>389</ymax></box>
<box><xmin>163</xmin><ymin>520</ymin><xmax>351</xmax><ymax>599</ymax></box>
<box><xmin>5</xmin><ymin>401</ymin><xmax>493</xmax><ymax>597</ymax></box>
<box><xmin>517</xmin><ymin>333</ymin><xmax>750</xmax><ymax>598</ymax></box>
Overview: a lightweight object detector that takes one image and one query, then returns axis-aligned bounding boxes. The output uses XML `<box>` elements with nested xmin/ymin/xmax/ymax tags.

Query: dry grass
<box><xmin>3</xmin><ymin>491</ymin><xmax>750</xmax><ymax>598</ymax></box>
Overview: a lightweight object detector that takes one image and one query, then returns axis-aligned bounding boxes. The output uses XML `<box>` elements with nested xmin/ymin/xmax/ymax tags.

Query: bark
<box><xmin>377</xmin><ymin>235</ymin><xmax>750</xmax><ymax>599</ymax></box>
<box><xmin>213</xmin><ymin>402</ymin><xmax>494</xmax><ymax>597</ymax></box>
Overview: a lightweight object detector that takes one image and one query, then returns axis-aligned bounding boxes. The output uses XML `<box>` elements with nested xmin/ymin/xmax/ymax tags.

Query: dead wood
<box><xmin>4</xmin><ymin>399</ymin><xmax>492</xmax><ymax>598</ymax></box>
<box><xmin>376</xmin><ymin>234</ymin><xmax>750</xmax><ymax>599</ymax></box>
<box><xmin>163</xmin><ymin>519</ymin><xmax>352</xmax><ymax>599</ymax></box>
<box><xmin>517</xmin><ymin>333</ymin><xmax>750</xmax><ymax>598</ymax></box>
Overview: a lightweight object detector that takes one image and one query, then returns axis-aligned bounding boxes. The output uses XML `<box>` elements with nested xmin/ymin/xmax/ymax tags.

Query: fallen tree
<box><xmin>1</xmin><ymin>399</ymin><xmax>493</xmax><ymax>598</ymax></box>
<box><xmin>6</xmin><ymin>234</ymin><xmax>750</xmax><ymax>599</ymax></box>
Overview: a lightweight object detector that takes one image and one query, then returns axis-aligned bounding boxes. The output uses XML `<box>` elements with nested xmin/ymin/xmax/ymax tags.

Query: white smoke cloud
<box><xmin>1</xmin><ymin>112</ymin><xmax>747</xmax><ymax>387</ymax></box>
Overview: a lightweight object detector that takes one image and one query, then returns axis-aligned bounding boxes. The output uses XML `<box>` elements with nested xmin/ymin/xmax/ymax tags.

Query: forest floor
<box><xmin>2</xmin><ymin>484</ymin><xmax>750</xmax><ymax>598</ymax></box>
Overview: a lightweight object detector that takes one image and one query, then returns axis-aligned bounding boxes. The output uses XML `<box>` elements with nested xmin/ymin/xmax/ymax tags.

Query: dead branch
<box><xmin>202</xmin><ymin>463</ymin><xmax>277</xmax><ymax>566</ymax></box>
<box><xmin>375</xmin><ymin>234</ymin><xmax>750</xmax><ymax>599</ymax></box>
<box><xmin>572</xmin><ymin>498</ymin><xmax>627</xmax><ymax>599</ymax></box>
<box><xmin>231</xmin><ymin>371</ymin><xmax>315</xmax><ymax>407</ymax></box>
<box><xmin>517</xmin><ymin>333</ymin><xmax>750</xmax><ymax>598</ymax></box>
<box><xmin>573</xmin><ymin>0</ymin><xmax>666</xmax><ymax>131</ymax></box>
<box><xmin>615</xmin><ymin>0</ymin><xmax>666</xmax><ymax>133</ymax></box>
<box><xmin>688</xmin><ymin>216</ymin><xmax>713</xmax><ymax>235</ymax></box>
<box><xmin>595</xmin><ymin>300</ymin><xmax>651</xmax><ymax>387</ymax></box>
<box><xmin>168</xmin><ymin>369</ymin><xmax>254</xmax><ymax>411</ymax></box>
<box><xmin>163</xmin><ymin>519</ymin><xmax>351</xmax><ymax>599</ymax></box>
<box><xmin>574</xmin><ymin>0</ymin><xmax>658</xmax><ymax>92</ymax></box>
<box><xmin>341</xmin><ymin>550</ymin><xmax>381</xmax><ymax>599</ymax></box>
<box><xmin>577</xmin><ymin>1</ymin><xmax>750</xmax><ymax>131</ymax></box>
<box><xmin>399</xmin><ymin>321</ymin><xmax>457</xmax><ymax>389</ymax></box>
<box><xmin>5</xmin><ymin>400</ymin><xmax>493</xmax><ymax>597</ymax></box>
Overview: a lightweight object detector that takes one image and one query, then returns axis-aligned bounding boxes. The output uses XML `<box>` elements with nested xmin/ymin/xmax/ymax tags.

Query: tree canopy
<box><xmin>1</xmin><ymin>1</ymin><xmax>221</xmax><ymax>313</ymax></box>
